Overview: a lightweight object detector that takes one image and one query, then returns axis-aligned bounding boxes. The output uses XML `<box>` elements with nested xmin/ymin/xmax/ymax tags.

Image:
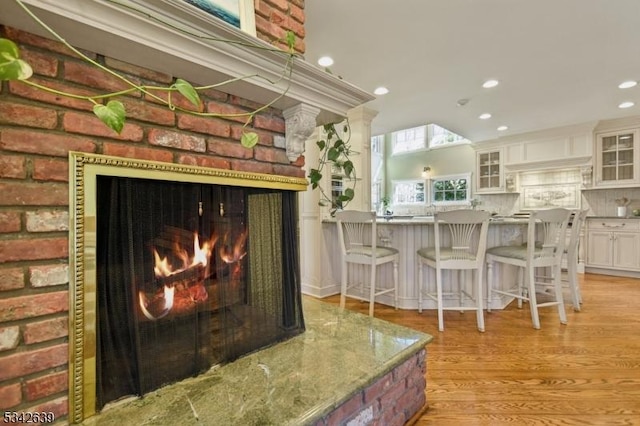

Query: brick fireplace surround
<box><xmin>0</xmin><ymin>1</ymin><xmax>428</xmax><ymax>424</ymax></box>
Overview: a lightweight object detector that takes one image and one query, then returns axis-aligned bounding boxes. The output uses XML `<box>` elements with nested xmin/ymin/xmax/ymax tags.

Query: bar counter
<box><xmin>321</xmin><ymin>215</ymin><xmax>532</xmax><ymax>310</ymax></box>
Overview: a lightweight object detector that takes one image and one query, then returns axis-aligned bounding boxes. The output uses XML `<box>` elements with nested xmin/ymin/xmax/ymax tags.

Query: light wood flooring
<box><xmin>318</xmin><ymin>273</ymin><xmax>640</xmax><ymax>425</ymax></box>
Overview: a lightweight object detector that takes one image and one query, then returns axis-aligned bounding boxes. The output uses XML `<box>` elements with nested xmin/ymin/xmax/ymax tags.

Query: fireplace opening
<box><xmin>93</xmin><ymin>175</ymin><xmax>305</xmax><ymax>410</ymax></box>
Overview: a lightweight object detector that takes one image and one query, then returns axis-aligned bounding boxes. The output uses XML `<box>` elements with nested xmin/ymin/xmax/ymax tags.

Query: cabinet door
<box><xmin>586</xmin><ymin>230</ymin><xmax>613</xmax><ymax>267</ymax></box>
<box><xmin>476</xmin><ymin>150</ymin><xmax>503</xmax><ymax>193</ymax></box>
<box><xmin>595</xmin><ymin>129</ymin><xmax>639</xmax><ymax>186</ymax></box>
<box><xmin>613</xmin><ymin>232</ymin><xmax>640</xmax><ymax>270</ymax></box>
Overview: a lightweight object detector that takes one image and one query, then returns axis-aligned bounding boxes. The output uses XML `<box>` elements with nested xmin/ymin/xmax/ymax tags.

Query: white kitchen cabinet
<box><xmin>476</xmin><ymin>149</ymin><xmax>504</xmax><ymax>193</ymax></box>
<box><xmin>594</xmin><ymin>129</ymin><xmax>640</xmax><ymax>187</ymax></box>
<box><xmin>586</xmin><ymin>219</ymin><xmax>640</xmax><ymax>273</ymax></box>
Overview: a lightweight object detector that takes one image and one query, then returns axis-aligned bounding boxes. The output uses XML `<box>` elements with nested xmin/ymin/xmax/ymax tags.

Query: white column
<box><xmin>346</xmin><ymin>105</ymin><xmax>378</xmax><ymax>211</ymax></box>
<box><xmin>299</xmin><ymin>128</ymin><xmax>337</xmax><ymax>297</ymax></box>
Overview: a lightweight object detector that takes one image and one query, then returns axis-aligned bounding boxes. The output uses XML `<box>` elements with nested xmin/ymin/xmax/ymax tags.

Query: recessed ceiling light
<box><xmin>619</xmin><ymin>101</ymin><xmax>635</xmax><ymax>109</ymax></box>
<box><xmin>479</xmin><ymin>113</ymin><xmax>492</xmax><ymax>120</ymax></box>
<box><xmin>317</xmin><ymin>56</ymin><xmax>334</xmax><ymax>67</ymax></box>
<box><xmin>497</xmin><ymin>125</ymin><xmax>508</xmax><ymax>131</ymax></box>
<box><xmin>374</xmin><ymin>87</ymin><xmax>389</xmax><ymax>95</ymax></box>
<box><xmin>482</xmin><ymin>79</ymin><xmax>499</xmax><ymax>88</ymax></box>
<box><xmin>619</xmin><ymin>80</ymin><xmax>637</xmax><ymax>89</ymax></box>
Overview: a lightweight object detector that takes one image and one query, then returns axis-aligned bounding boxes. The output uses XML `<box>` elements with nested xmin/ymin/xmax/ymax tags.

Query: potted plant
<box><xmin>381</xmin><ymin>195</ymin><xmax>393</xmax><ymax>217</ymax></box>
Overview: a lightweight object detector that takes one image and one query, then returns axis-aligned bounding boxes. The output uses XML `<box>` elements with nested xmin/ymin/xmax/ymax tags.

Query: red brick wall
<box><xmin>313</xmin><ymin>349</ymin><xmax>427</xmax><ymax>426</ymax></box>
<box><xmin>0</xmin><ymin>1</ymin><xmax>305</xmax><ymax>420</ymax></box>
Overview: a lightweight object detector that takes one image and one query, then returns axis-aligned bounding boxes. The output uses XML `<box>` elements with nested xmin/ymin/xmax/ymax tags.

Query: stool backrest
<box><xmin>527</xmin><ymin>208</ymin><xmax>571</xmax><ymax>265</ymax></box>
<box><xmin>434</xmin><ymin>209</ymin><xmax>491</xmax><ymax>265</ymax></box>
<box><xmin>335</xmin><ymin>210</ymin><xmax>377</xmax><ymax>258</ymax></box>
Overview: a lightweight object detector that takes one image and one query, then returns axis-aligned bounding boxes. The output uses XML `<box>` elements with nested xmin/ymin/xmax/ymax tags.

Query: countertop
<box><xmin>587</xmin><ymin>216</ymin><xmax>640</xmax><ymax>219</ymax></box>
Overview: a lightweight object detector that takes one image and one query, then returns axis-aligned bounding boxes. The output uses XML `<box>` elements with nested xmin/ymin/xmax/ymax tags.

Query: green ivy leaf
<box><xmin>93</xmin><ymin>100</ymin><xmax>125</xmax><ymax>134</ymax></box>
<box><xmin>285</xmin><ymin>31</ymin><xmax>296</xmax><ymax>51</ymax></box>
<box><xmin>333</xmin><ymin>139</ymin><xmax>345</xmax><ymax>151</ymax></box>
<box><xmin>342</xmin><ymin>188</ymin><xmax>355</xmax><ymax>201</ymax></box>
<box><xmin>343</xmin><ymin>160</ymin><xmax>354</xmax><ymax>178</ymax></box>
<box><xmin>308</xmin><ymin>169</ymin><xmax>322</xmax><ymax>188</ymax></box>
<box><xmin>327</xmin><ymin>147</ymin><xmax>340</xmax><ymax>162</ymax></box>
<box><xmin>316</xmin><ymin>139</ymin><xmax>326</xmax><ymax>150</ymax></box>
<box><xmin>174</xmin><ymin>78</ymin><xmax>201</xmax><ymax>107</ymax></box>
<box><xmin>241</xmin><ymin>131</ymin><xmax>259</xmax><ymax>148</ymax></box>
<box><xmin>0</xmin><ymin>38</ymin><xmax>33</xmax><ymax>80</ymax></box>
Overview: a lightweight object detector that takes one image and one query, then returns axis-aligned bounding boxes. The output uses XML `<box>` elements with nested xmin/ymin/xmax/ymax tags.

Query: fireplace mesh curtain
<box><xmin>95</xmin><ymin>176</ymin><xmax>304</xmax><ymax>409</ymax></box>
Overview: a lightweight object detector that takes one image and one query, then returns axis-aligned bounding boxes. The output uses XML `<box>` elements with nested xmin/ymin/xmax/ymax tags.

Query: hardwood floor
<box><xmin>317</xmin><ymin>273</ymin><xmax>640</xmax><ymax>425</ymax></box>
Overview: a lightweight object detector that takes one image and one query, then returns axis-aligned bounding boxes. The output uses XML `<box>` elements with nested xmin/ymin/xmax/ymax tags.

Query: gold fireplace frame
<box><xmin>68</xmin><ymin>152</ymin><xmax>307</xmax><ymax>423</ymax></box>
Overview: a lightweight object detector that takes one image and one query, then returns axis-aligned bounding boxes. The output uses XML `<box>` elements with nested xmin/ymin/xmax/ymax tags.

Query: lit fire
<box><xmin>153</xmin><ymin>234</ymin><xmax>214</xmax><ymax>278</ymax></box>
<box><xmin>219</xmin><ymin>230</ymin><xmax>248</xmax><ymax>264</ymax></box>
<box><xmin>139</xmin><ymin>232</ymin><xmax>217</xmax><ymax>320</ymax></box>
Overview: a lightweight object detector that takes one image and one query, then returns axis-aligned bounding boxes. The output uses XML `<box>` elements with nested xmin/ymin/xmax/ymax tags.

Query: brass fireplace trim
<box><xmin>68</xmin><ymin>152</ymin><xmax>307</xmax><ymax>423</ymax></box>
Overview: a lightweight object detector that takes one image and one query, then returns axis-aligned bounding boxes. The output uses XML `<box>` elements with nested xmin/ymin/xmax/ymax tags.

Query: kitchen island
<box><xmin>320</xmin><ymin>215</ymin><xmax>534</xmax><ymax>310</ymax></box>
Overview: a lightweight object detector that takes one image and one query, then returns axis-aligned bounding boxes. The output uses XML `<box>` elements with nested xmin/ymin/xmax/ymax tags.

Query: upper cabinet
<box><xmin>476</xmin><ymin>149</ymin><xmax>504</xmax><ymax>193</ymax></box>
<box><xmin>594</xmin><ymin>128</ymin><xmax>640</xmax><ymax>187</ymax></box>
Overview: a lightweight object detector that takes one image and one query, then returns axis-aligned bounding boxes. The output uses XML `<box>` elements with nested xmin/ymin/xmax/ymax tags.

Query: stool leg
<box><xmin>436</xmin><ymin>266</ymin><xmax>444</xmax><ymax>332</ymax></box>
<box><xmin>553</xmin><ymin>263</ymin><xmax>568</xmax><ymax>325</ymax></box>
<box><xmin>475</xmin><ymin>268</ymin><xmax>485</xmax><ymax>332</ymax></box>
<box><xmin>526</xmin><ymin>266</ymin><xmax>541</xmax><ymax>330</ymax></box>
<box><xmin>393</xmin><ymin>259</ymin><xmax>398</xmax><ymax>310</ymax></box>
<box><xmin>418</xmin><ymin>259</ymin><xmax>423</xmax><ymax>313</ymax></box>
<box><xmin>369</xmin><ymin>263</ymin><xmax>376</xmax><ymax>317</ymax></box>
<box><xmin>517</xmin><ymin>267</ymin><xmax>524</xmax><ymax>309</ymax></box>
<box><xmin>340</xmin><ymin>261</ymin><xmax>347</xmax><ymax>309</ymax></box>
<box><xmin>567</xmin><ymin>253</ymin><xmax>580</xmax><ymax>312</ymax></box>
<box><xmin>486</xmin><ymin>261</ymin><xmax>493</xmax><ymax>313</ymax></box>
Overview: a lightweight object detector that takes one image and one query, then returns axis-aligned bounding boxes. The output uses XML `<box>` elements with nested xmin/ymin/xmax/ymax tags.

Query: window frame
<box><xmin>427</xmin><ymin>124</ymin><xmax>470</xmax><ymax>150</ymax></box>
<box><xmin>390</xmin><ymin>125</ymin><xmax>428</xmax><ymax>156</ymax></box>
<box><xmin>430</xmin><ymin>172</ymin><xmax>472</xmax><ymax>206</ymax></box>
<box><xmin>391</xmin><ymin>179</ymin><xmax>428</xmax><ymax>206</ymax></box>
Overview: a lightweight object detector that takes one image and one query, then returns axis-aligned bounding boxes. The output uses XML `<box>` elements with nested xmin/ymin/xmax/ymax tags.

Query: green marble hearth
<box><xmin>82</xmin><ymin>297</ymin><xmax>432</xmax><ymax>425</ymax></box>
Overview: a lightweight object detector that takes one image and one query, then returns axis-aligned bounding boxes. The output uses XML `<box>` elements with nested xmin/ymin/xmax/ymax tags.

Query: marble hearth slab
<box><xmin>81</xmin><ymin>297</ymin><xmax>432</xmax><ymax>425</ymax></box>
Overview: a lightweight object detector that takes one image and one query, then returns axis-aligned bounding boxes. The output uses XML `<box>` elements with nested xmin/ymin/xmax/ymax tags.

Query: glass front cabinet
<box><xmin>476</xmin><ymin>149</ymin><xmax>504</xmax><ymax>193</ymax></box>
<box><xmin>595</xmin><ymin>129</ymin><xmax>640</xmax><ymax>187</ymax></box>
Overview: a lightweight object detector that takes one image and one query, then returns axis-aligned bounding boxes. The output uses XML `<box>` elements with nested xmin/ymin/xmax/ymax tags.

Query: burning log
<box><xmin>153</xmin><ymin>264</ymin><xmax>205</xmax><ymax>288</ymax></box>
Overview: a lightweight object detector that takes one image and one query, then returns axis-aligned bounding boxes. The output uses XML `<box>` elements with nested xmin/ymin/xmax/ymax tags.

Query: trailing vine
<box><xmin>0</xmin><ymin>0</ymin><xmax>360</xmax><ymax>205</ymax></box>
<box><xmin>0</xmin><ymin>0</ymin><xmax>299</xmax><ymax>148</ymax></box>
<box><xmin>308</xmin><ymin>122</ymin><xmax>356</xmax><ymax>215</ymax></box>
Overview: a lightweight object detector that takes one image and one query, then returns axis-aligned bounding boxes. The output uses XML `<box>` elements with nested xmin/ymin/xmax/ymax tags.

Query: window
<box><xmin>427</xmin><ymin>124</ymin><xmax>469</xmax><ymax>148</ymax></box>
<box><xmin>392</xmin><ymin>180</ymin><xmax>427</xmax><ymax>205</ymax></box>
<box><xmin>391</xmin><ymin>125</ymin><xmax>427</xmax><ymax>155</ymax></box>
<box><xmin>431</xmin><ymin>173</ymin><xmax>471</xmax><ymax>205</ymax></box>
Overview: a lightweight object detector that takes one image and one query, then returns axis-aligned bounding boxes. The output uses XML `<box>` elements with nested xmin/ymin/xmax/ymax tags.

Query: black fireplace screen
<box><xmin>95</xmin><ymin>176</ymin><xmax>305</xmax><ymax>409</ymax></box>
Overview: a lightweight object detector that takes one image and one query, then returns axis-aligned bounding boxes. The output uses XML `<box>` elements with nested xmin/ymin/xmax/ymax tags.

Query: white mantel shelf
<box><xmin>0</xmin><ymin>0</ymin><xmax>374</xmax><ymax>125</ymax></box>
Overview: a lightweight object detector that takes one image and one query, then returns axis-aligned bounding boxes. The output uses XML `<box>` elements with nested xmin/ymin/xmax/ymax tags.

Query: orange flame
<box><xmin>153</xmin><ymin>233</ymin><xmax>217</xmax><ymax>278</ymax></box>
<box><xmin>140</xmin><ymin>232</ymin><xmax>218</xmax><ymax>320</ymax></box>
<box><xmin>219</xmin><ymin>230</ymin><xmax>248</xmax><ymax>264</ymax></box>
<box><xmin>139</xmin><ymin>285</ymin><xmax>175</xmax><ymax>320</ymax></box>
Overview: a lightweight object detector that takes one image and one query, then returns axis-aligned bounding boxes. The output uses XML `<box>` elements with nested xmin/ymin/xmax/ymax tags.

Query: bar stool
<box><xmin>416</xmin><ymin>209</ymin><xmax>491</xmax><ymax>332</ymax></box>
<box><xmin>486</xmin><ymin>208</ymin><xmax>571</xmax><ymax>329</ymax></box>
<box><xmin>565</xmin><ymin>209</ymin><xmax>588</xmax><ymax>310</ymax></box>
<box><xmin>535</xmin><ymin>209</ymin><xmax>588</xmax><ymax>311</ymax></box>
<box><xmin>335</xmin><ymin>210</ymin><xmax>399</xmax><ymax>316</ymax></box>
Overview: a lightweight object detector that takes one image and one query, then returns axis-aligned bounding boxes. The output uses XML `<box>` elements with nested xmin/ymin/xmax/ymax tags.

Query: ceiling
<box><xmin>304</xmin><ymin>0</ymin><xmax>640</xmax><ymax>143</ymax></box>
